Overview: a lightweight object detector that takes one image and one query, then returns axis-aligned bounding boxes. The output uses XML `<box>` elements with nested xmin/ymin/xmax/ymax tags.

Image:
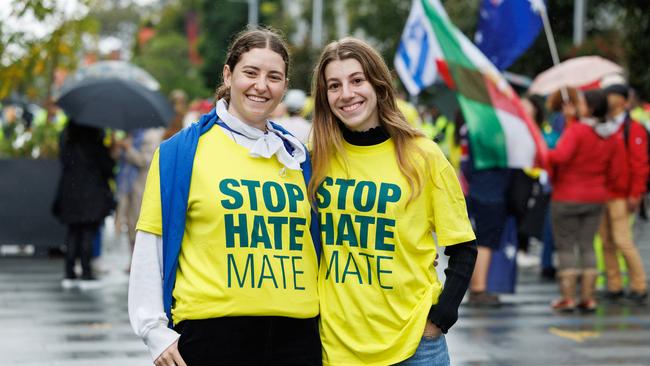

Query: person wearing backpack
<box><xmin>598</xmin><ymin>74</ymin><xmax>648</xmax><ymax>305</ymax></box>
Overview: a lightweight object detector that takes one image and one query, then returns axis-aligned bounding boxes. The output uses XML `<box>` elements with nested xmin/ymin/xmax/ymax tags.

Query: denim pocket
<box><xmin>396</xmin><ymin>335</ymin><xmax>449</xmax><ymax>366</ymax></box>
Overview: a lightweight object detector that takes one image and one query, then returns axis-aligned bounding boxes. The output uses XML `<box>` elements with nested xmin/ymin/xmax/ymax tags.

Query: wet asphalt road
<box><xmin>1</xmin><ymin>219</ymin><xmax>648</xmax><ymax>366</ymax></box>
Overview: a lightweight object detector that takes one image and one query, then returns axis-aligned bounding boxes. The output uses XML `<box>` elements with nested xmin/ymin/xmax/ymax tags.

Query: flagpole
<box><xmin>536</xmin><ymin>2</ymin><xmax>569</xmax><ymax>101</ymax></box>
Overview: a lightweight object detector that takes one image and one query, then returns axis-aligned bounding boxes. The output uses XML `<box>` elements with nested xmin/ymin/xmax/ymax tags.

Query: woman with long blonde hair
<box><xmin>310</xmin><ymin>37</ymin><xmax>477</xmax><ymax>366</ymax></box>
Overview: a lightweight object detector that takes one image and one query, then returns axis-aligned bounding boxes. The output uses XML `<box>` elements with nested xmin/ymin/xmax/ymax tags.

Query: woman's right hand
<box><xmin>423</xmin><ymin>320</ymin><xmax>443</xmax><ymax>338</ymax></box>
<box><xmin>155</xmin><ymin>340</ymin><xmax>187</xmax><ymax>366</ymax></box>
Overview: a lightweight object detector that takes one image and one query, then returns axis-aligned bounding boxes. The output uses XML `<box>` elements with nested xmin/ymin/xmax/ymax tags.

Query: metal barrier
<box><xmin>0</xmin><ymin>159</ymin><xmax>66</xmax><ymax>256</ymax></box>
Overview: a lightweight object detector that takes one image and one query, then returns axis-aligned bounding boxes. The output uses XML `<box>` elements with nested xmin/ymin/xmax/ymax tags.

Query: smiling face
<box><xmin>324</xmin><ymin>58</ymin><xmax>379</xmax><ymax>132</ymax></box>
<box><xmin>223</xmin><ymin>47</ymin><xmax>288</xmax><ymax>130</ymax></box>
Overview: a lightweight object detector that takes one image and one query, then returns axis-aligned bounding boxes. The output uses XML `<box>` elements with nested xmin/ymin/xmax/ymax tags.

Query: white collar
<box><xmin>215</xmin><ymin>99</ymin><xmax>306</xmax><ymax>170</ymax></box>
<box><xmin>610</xmin><ymin>111</ymin><xmax>627</xmax><ymax>126</ymax></box>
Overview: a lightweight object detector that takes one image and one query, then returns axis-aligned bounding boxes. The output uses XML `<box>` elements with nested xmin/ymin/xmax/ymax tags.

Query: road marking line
<box><xmin>548</xmin><ymin>327</ymin><xmax>601</xmax><ymax>343</ymax></box>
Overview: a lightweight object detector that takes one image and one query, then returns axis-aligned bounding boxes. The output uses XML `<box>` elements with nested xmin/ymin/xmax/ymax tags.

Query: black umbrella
<box><xmin>55</xmin><ymin>77</ymin><xmax>174</xmax><ymax>131</ymax></box>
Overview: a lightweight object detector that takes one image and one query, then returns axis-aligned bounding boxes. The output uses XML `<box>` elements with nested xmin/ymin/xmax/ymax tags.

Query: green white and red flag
<box><xmin>395</xmin><ymin>0</ymin><xmax>547</xmax><ymax>170</ymax></box>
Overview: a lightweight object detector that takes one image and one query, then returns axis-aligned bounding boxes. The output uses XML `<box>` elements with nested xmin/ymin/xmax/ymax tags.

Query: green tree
<box><xmin>610</xmin><ymin>0</ymin><xmax>650</xmax><ymax>98</ymax></box>
<box><xmin>89</xmin><ymin>2</ymin><xmax>140</xmax><ymax>38</ymax></box>
<box><xmin>133</xmin><ymin>32</ymin><xmax>209</xmax><ymax>98</ymax></box>
<box><xmin>198</xmin><ymin>0</ymin><xmax>248</xmax><ymax>91</ymax></box>
<box><xmin>0</xmin><ymin>0</ymin><xmax>98</xmax><ymax>100</ymax></box>
<box><xmin>132</xmin><ymin>0</ymin><xmax>209</xmax><ymax>99</ymax></box>
<box><xmin>346</xmin><ymin>0</ymin><xmax>412</xmax><ymax>64</ymax></box>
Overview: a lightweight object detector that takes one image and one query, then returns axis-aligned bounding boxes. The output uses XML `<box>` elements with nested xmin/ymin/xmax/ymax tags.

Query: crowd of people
<box><xmin>2</xmin><ymin>24</ymin><xmax>648</xmax><ymax>366</ymax></box>
<box><xmin>124</xmin><ymin>27</ymin><xmax>647</xmax><ymax>366</ymax></box>
<box><xmin>0</xmin><ymin>98</ymin><xmax>67</xmax><ymax>159</ymax></box>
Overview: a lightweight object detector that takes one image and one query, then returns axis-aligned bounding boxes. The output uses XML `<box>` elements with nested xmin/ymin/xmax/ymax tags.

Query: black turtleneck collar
<box><xmin>339</xmin><ymin>122</ymin><xmax>389</xmax><ymax>146</ymax></box>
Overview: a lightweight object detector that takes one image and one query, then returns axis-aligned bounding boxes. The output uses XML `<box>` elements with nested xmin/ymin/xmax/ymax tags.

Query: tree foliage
<box><xmin>89</xmin><ymin>2</ymin><xmax>140</xmax><ymax>38</ymax></box>
<box><xmin>498</xmin><ymin>0</ymin><xmax>648</xmax><ymax>98</ymax></box>
<box><xmin>610</xmin><ymin>0</ymin><xmax>650</xmax><ymax>99</ymax></box>
<box><xmin>346</xmin><ymin>0</ymin><xmax>412</xmax><ymax>64</ymax></box>
<box><xmin>2</xmin><ymin>0</ymin><xmax>649</xmax><ymax>105</ymax></box>
<box><xmin>131</xmin><ymin>0</ymin><xmax>209</xmax><ymax>99</ymax></box>
<box><xmin>0</xmin><ymin>0</ymin><xmax>98</xmax><ymax>100</ymax></box>
<box><xmin>133</xmin><ymin>32</ymin><xmax>209</xmax><ymax>98</ymax></box>
<box><xmin>198</xmin><ymin>0</ymin><xmax>248</xmax><ymax>93</ymax></box>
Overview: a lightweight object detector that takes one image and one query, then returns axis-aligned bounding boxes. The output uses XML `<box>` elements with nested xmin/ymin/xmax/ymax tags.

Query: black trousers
<box><xmin>64</xmin><ymin>222</ymin><xmax>99</xmax><ymax>279</ymax></box>
<box><xmin>175</xmin><ymin>316</ymin><xmax>322</xmax><ymax>366</ymax></box>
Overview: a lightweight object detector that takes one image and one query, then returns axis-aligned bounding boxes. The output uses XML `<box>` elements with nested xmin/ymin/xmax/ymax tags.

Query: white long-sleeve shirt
<box><xmin>128</xmin><ymin>231</ymin><xmax>178</xmax><ymax>360</ymax></box>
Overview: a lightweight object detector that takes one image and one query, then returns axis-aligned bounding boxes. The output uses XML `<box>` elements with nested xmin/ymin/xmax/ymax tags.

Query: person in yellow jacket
<box><xmin>309</xmin><ymin>37</ymin><xmax>477</xmax><ymax>366</ymax></box>
<box><xmin>396</xmin><ymin>97</ymin><xmax>422</xmax><ymax>128</ymax></box>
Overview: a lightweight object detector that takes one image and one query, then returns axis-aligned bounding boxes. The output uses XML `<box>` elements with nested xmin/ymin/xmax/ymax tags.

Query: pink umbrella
<box><xmin>529</xmin><ymin>56</ymin><xmax>623</xmax><ymax>95</ymax></box>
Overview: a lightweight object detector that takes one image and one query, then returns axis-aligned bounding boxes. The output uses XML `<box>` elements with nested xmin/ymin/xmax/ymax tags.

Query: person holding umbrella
<box><xmin>128</xmin><ymin>28</ymin><xmax>321</xmax><ymax>366</ymax></box>
<box><xmin>52</xmin><ymin>121</ymin><xmax>116</xmax><ymax>289</ymax></box>
<box><xmin>548</xmin><ymin>90</ymin><xmax>627</xmax><ymax>312</ymax></box>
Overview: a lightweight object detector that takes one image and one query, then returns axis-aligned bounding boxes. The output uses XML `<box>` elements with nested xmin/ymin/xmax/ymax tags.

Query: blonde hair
<box><xmin>308</xmin><ymin>37</ymin><xmax>426</xmax><ymax>206</ymax></box>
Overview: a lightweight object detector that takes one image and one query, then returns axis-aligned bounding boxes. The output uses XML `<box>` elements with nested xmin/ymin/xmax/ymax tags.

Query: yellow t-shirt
<box><xmin>137</xmin><ymin>126</ymin><xmax>319</xmax><ymax>324</ymax></box>
<box><xmin>317</xmin><ymin>138</ymin><xmax>475</xmax><ymax>366</ymax></box>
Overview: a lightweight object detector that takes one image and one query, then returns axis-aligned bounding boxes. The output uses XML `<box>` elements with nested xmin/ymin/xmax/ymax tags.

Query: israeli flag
<box><xmin>394</xmin><ymin>0</ymin><xmax>443</xmax><ymax>96</ymax></box>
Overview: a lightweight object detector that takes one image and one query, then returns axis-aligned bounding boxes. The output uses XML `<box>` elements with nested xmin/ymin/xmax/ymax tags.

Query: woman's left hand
<box><xmin>423</xmin><ymin>320</ymin><xmax>442</xmax><ymax>338</ymax></box>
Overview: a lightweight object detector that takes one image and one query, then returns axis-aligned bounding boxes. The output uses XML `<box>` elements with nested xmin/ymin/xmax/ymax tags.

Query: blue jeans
<box><xmin>395</xmin><ymin>335</ymin><xmax>450</xmax><ymax>366</ymax></box>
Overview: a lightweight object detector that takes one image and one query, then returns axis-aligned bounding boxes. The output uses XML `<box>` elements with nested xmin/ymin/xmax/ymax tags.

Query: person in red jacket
<box><xmin>548</xmin><ymin>89</ymin><xmax>627</xmax><ymax>312</ymax></box>
<box><xmin>598</xmin><ymin>76</ymin><xmax>649</xmax><ymax>305</ymax></box>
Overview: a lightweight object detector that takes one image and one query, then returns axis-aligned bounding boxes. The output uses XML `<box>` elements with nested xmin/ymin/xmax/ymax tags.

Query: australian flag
<box><xmin>474</xmin><ymin>0</ymin><xmax>544</xmax><ymax>71</ymax></box>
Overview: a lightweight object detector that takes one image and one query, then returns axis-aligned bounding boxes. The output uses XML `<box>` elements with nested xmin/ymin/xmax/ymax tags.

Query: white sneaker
<box><xmin>517</xmin><ymin>252</ymin><xmax>539</xmax><ymax>268</ymax></box>
<box><xmin>61</xmin><ymin>278</ymin><xmax>78</xmax><ymax>290</ymax></box>
<box><xmin>78</xmin><ymin>278</ymin><xmax>103</xmax><ymax>290</ymax></box>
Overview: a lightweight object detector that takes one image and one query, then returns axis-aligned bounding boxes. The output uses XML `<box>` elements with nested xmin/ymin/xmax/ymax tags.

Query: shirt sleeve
<box><xmin>128</xmin><ymin>230</ymin><xmax>179</xmax><ymax>361</ymax></box>
<box><xmin>431</xmin><ymin>156</ymin><xmax>476</xmax><ymax>246</ymax></box>
<box><xmin>136</xmin><ymin>148</ymin><xmax>163</xmax><ymax>235</ymax></box>
<box><xmin>428</xmin><ymin>240</ymin><xmax>477</xmax><ymax>333</ymax></box>
<box><xmin>627</xmin><ymin>122</ymin><xmax>649</xmax><ymax>197</ymax></box>
<box><xmin>548</xmin><ymin>124</ymin><xmax>578</xmax><ymax>166</ymax></box>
